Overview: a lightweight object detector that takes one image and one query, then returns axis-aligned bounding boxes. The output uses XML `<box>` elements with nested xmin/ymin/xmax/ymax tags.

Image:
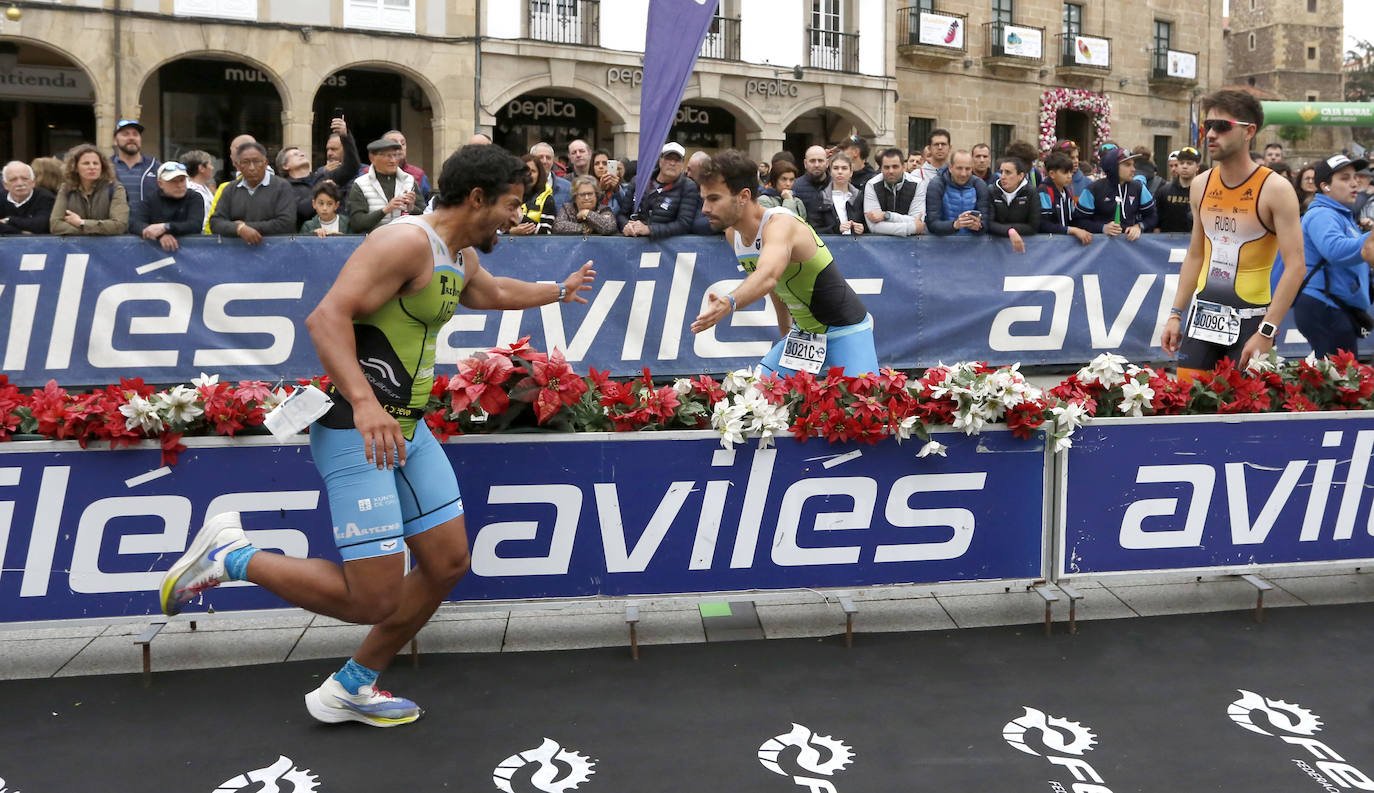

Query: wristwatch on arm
<box><xmin>1258</xmin><ymin>321</ymin><xmax>1278</xmax><ymax>339</ymax></box>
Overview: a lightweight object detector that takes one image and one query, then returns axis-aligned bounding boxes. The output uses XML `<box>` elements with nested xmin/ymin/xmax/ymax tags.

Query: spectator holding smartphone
<box><xmin>346</xmin><ymin>138</ymin><xmax>416</xmax><ymax>234</ymax></box>
<box><xmin>925</xmin><ymin>149</ymin><xmax>989</xmax><ymax>236</ymax></box>
<box><xmin>591</xmin><ymin>149</ymin><xmax>623</xmax><ymax>215</ymax></box>
<box><xmin>279</xmin><ymin>113</ymin><xmax>359</xmax><ymax>226</ymax></box>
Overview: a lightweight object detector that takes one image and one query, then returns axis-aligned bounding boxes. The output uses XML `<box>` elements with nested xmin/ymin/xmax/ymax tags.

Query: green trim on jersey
<box><xmin>734</xmin><ymin>212</ymin><xmax>832</xmax><ymax>334</ymax></box>
<box><xmin>351</xmin><ymin>227</ymin><xmax>464</xmax><ymax>436</ymax></box>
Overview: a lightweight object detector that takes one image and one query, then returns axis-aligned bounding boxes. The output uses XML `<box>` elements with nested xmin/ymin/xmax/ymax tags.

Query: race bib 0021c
<box><xmin>778</xmin><ymin>327</ymin><xmax>828</xmax><ymax>374</ymax></box>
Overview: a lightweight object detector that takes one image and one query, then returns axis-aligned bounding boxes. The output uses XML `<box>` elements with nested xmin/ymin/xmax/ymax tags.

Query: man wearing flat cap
<box><xmin>346</xmin><ymin>137</ymin><xmax>418</xmax><ymax>234</ymax></box>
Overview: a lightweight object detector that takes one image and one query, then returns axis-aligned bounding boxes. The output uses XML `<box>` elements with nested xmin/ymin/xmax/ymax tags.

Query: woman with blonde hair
<box><xmin>29</xmin><ymin>156</ymin><xmax>64</xmax><ymax>194</ymax></box>
<box><xmin>50</xmin><ymin>143</ymin><xmax>128</xmax><ymax>235</ymax></box>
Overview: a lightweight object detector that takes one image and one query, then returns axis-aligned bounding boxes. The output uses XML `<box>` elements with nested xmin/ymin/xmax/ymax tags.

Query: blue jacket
<box><xmin>113</xmin><ymin>153</ymin><xmax>160</xmax><ymax>206</ymax></box>
<box><xmin>615</xmin><ymin>171</ymin><xmax>700</xmax><ymax>238</ymax></box>
<box><xmin>1072</xmin><ymin>149</ymin><xmax>1157</xmax><ymax>233</ymax></box>
<box><xmin>1038</xmin><ymin>181</ymin><xmax>1077</xmax><ymax>235</ymax></box>
<box><xmin>1071</xmin><ymin>168</ymin><xmax>1092</xmax><ymax>197</ymax></box>
<box><xmin>924</xmin><ymin>164</ymin><xmax>990</xmax><ymax>236</ymax></box>
<box><xmin>1282</xmin><ymin>194</ymin><xmax>1372</xmax><ymax>311</ymax></box>
<box><xmin>551</xmin><ymin>175</ymin><xmax>572</xmax><ymax>214</ymax></box>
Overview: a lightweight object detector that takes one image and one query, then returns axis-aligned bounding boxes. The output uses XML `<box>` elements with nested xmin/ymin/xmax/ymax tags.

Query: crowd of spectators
<box><xmin>8</xmin><ymin>118</ymin><xmax>1368</xmax><ymax>251</ymax></box>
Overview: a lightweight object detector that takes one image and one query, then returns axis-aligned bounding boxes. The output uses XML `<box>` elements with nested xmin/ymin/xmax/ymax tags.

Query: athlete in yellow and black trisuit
<box><xmin>1162</xmin><ymin>90</ymin><xmax>1306</xmax><ymax>381</ymax></box>
<box><xmin>691</xmin><ymin>149</ymin><xmax>878</xmax><ymax>376</ymax></box>
<box><xmin>159</xmin><ymin>144</ymin><xmax>595</xmax><ymax>727</ymax></box>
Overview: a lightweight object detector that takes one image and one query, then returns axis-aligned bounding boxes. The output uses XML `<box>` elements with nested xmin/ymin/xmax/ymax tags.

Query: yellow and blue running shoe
<box><xmin>159</xmin><ymin>512</ymin><xmax>249</xmax><ymax>616</ymax></box>
<box><xmin>305</xmin><ymin>677</ymin><xmax>423</xmax><ymax>727</ymax></box>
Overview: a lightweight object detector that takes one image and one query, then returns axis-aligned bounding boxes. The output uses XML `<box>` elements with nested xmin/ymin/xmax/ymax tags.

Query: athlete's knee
<box><xmin>430</xmin><ymin>547</ymin><xmax>470</xmax><ymax>591</ymax></box>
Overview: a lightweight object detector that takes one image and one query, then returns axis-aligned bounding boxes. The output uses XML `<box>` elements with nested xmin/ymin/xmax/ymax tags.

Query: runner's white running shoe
<box><xmin>158</xmin><ymin>512</ymin><xmax>249</xmax><ymax>616</ymax></box>
<box><xmin>305</xmin><ymin>677</ymin><xmax>424</xmax><ymax>727</ymax></box>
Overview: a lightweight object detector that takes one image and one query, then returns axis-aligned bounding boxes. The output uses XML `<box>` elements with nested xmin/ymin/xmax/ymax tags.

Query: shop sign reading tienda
<box><xmin>0</xmin><ymin>64</ymin><xmax>94</xmax><ymax>102</ymax></box>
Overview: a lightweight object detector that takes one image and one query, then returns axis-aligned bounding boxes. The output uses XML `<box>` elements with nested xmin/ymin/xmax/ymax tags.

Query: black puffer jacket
<box><xmin>615</xmin><ymin>171</ymin><xmax>700</xmax><ymax>238</ymax></box>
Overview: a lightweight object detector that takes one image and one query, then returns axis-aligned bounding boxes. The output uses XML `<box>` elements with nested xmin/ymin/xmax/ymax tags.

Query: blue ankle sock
<box><xmin>223</xmin><ymin>546</ymin><xmax>260</xmax><ymax>582</ymax></box>
<box><xmin>334</xmin><ymin>658</ymin><xmax>379</xmax><ymax>694</ymax></box>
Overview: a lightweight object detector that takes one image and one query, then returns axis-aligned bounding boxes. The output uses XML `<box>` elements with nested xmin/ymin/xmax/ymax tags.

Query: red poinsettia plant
<box><xmin>0</xmin><ymin>373</ymin><xmax>283</xmax><ymax>465</ymax></box>
<box><xmin>7</xmin><ymin>344</ymin><xmax>1374</xmax><ymax>464</ymax></box>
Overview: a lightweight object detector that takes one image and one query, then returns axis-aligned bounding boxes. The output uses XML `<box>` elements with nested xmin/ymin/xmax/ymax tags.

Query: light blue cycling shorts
<box><xmin>309</xmin><ymin>420</ymin><xmax>464</xmax><ymax>562</ymax></box>
<box><xmin>760</xmin><ymin>314</ymin><xmax>879</xmax><ymax>377</ymax></box>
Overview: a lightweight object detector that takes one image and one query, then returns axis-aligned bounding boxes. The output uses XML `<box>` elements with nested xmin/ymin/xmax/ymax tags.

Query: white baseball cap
<box><xmin>660</xmin><ymin>142</ymin><xmax>686</xmax><ymax>158</ymax></box>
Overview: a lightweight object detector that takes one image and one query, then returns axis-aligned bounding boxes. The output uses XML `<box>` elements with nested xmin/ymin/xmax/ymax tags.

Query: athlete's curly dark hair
<box><xmin>433</xmin><ymin>144</ymin><xmax>530</xmax><ymax>209</ymax></box>
<box><xmin>696</xmin><ymin>149</ymin><xmax>760</xmax><ymax>199</ymax></box>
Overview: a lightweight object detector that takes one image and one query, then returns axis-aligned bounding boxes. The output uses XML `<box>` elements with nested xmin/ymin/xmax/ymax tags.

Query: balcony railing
<box><xmin>984</xmin><ymin>21</ymin><xmax>1044</xmax><ymax>63</ymax></box>
<box><xmin>807</xmin><ymin>28</ymin><xmax>860</xmax><ymax>73</ymax></box>
<box><xmin>897</xmin><ymin>7</ymin><xmax>967</xmax><ymax>55</ymax></box>
<box><xmin>700</xmin><ymin>15</ymin><xmax>741</xmax><ymax>61</ymax></box>
<box><xmin>1055</xmin><ymin>32</ymin><xmax>1111</xmax><ymax>71</ymax></box>
<box><xmin>528</xmin><ymin>0</ymin><xmax>600</xmax><ymax>47</ymax></box>
<box><xmin>1152</xmin><ymin>48</ymin><xmax>1199</xmax><ymax>82</ymax></box>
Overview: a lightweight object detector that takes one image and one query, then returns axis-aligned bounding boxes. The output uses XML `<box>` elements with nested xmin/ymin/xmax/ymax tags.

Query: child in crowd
<box><xmin>301</xmin><ymin>180</ymin><xmax>350</xmax><ymax>237</ymax></box>
<box><xmin>1038</xmin><ymin>151</ymin><xmax>1092</xmax><ymax>245</ymax></box>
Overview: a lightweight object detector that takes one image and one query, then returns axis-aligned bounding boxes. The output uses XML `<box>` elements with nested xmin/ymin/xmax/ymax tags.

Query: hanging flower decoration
<box><xmin>1039</xmin><ymin>88</ymin><xmax>1113</xmax><ymax>156</ymax></box>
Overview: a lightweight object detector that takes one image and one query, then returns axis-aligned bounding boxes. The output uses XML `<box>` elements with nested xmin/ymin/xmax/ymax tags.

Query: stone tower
<box><xmin>1225</xmin><ymin>0</ymin><xmax>1350</xmax><ymax>162</ymax></box>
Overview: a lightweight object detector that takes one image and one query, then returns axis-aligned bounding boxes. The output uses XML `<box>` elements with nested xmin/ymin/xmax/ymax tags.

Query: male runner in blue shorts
<box><xmin>159</xmin><ymin>145</ymin><xmax>595</xmax><ymax>726</ymax></box>
<box><xmin>690</xmin><ymin>149</ymin><xmax>878</xmax><ymax>376</ymax></box>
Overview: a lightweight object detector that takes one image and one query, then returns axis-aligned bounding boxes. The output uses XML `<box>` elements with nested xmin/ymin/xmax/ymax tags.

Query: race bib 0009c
<box><xmin>1186</xmin><ymin>299</ymin><xmax>1242</xmax><ymax>346</ymax></box>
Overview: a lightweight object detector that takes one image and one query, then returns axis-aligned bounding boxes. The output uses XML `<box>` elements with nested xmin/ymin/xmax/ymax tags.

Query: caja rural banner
<box><xmin>1058</xmin><ymin>413</ymin><xmax>1374</xmax><ymax>577</ymax></box>
<box><xmin>0</xmin><ymin>234</ymin><xmax>1311</xmax><ymax>387</ymax></box>
<box><xmin>0</xmin><ymin>429</ymin><xmax>1048</xmax><ymax>623</ymax></box>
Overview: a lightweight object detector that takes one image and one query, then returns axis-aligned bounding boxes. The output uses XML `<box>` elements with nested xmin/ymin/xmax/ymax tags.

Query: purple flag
<box><xmin>633</xmin><ymin>0</ymin><xmax>720</xmax><ymax>213</ymax></box>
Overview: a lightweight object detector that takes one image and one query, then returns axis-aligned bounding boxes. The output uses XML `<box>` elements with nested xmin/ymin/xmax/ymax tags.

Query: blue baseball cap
<box><xmin>115</xmin><ymin>119</ymin><xmax>144</xmax><ymax>133</ymax></box>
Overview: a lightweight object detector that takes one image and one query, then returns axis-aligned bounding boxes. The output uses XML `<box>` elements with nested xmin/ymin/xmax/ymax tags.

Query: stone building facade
<box><xmin>893</xmin><ymin>0</ymin><xmax>1225</xmax><ymax>168</ymax></box>
<box><xmin>1224</xmin><ymin>0</ymin><xmax>1349</xmax><ymax>160</ymax></box>
<box><xmin>0</xmin><ymin>0</ymin><xmax>898</xmax><ymax>173</ymax></box>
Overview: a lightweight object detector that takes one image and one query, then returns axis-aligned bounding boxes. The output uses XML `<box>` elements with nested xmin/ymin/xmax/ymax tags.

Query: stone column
<box><xmin>745</xmin><ymin>132</ymin><xmax>786</xmax><ymax>163</ymax></box>
<box><xmin>611</xmin><ymin>124</ymin><xmax>638</xmax><ymax>161</ymax></box>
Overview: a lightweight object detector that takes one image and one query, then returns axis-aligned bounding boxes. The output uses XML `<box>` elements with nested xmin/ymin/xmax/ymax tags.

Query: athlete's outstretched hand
<box><xmin>692</xmin><ymin>292</ymin><xmax>733</xmax><ymax>334</ymax></box>
<box><xmin>561</xmin><ymin>260</ymin><xmax>597</xmax><ymax>304</ymax></box>
<box><xmin>1160</xmin><ymin>317</ymin><xmax>1182</xmax><ymax>357</ymax></box>
<box><xmin>354</xmin><ymin>400</ymin><xmax>407</xmax><ymax>470</ymax></box>
<box><xmin>1237</xmin><ymin>332</ymin><xmax>1273</xmax><ymax>371</ymax></box>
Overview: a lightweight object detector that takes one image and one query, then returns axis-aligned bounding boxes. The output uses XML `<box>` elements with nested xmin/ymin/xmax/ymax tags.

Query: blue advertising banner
<box><xmin>1059</xmin><ymin>413</ymin><xmax>1374</xmax><ymax>577</ymax></box>
<box><xmin>0</xmin><ymin>429</ymin><xmax>1047</xmax><ymax>623</ymax></box>
<box><xmin>0</xmin><ymin>234</ymin><xmax>1312</xmax><ymax>388</ymax></box>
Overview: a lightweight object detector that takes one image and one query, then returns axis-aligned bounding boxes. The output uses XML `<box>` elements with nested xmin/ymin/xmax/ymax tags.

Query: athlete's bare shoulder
<box><xmin>347</xmin><ymin>220</ymin><xmax>435</xmax><ymax>294</ymax></box>
<box><xmin>765</xmin><ymin>207</ymin><xmax>814</xmax><ymax>262</ymax></box>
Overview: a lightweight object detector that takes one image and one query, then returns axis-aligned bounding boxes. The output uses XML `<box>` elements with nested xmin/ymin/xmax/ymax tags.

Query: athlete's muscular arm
<box><xmin>1243</xmin><ymin>173</ymin><xmax>1306</xmax><ymax>368</ymax></box>
<box><xmin>459</xmin><ymin>251</ymin><xmax>596</xmax><ymax>310</ymax></box>
<box><xmin>1161</xmin><ymin>176</ymin><xmax>1210</xmax><ymax>357</ymax></box>
<box><xmin>692</xmin><ymin>217</ymin><xmax>793</xmax><ymax>333</ymax></box>
<box><xmin>306</xmin><ymin>223</ymin><xmax>430</xmax><ymax>470</ymax></box>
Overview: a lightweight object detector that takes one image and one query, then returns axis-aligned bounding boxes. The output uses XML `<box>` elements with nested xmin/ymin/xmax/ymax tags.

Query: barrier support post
<box><xmin>135</xmin><ymin>619</ymin><xmax>167</xmax><ymax>688</ymax></box>
<box><xmin>1058</xmin><ymin>584</ymin><xmax>1084</xmax><ymax>634</ymax></box>
<box><xmin>626</xmin><ymin>605</ymin><xmax>640</xmax><ymax>661</ymax></box>
<box><xmin>410</xmin><ymin>637</ymin><xmax>420</xmax><ymax>669</ymax></box>
<box><xmin>838</xmin><ymin>596</ymin><xmax>857</xmax><ymax>648</ymax></box>
<box><xmin>1238</xmin><ymin>574</ymin><xmax>1273</xmax><ymax>622</ymax></box>
<box><xmin>1032</xmin><ymin>584</ymin><xmax>1060</xmax><ymax>636</ymax></box>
